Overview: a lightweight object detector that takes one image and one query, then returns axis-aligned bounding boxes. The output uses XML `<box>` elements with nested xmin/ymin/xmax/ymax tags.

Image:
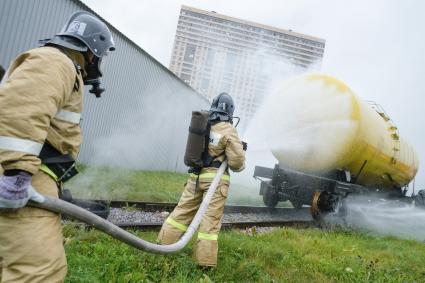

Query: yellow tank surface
<box><xmin>253</xmin><ymin>74</ymin><xmax>419</xmax><ymax>189</ymax></box>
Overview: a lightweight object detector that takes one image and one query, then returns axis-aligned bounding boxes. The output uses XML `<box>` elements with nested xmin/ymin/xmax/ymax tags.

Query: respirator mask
<box><xmin>84</xmin><ymin>55</ymin><xmax>105</xmax><ymax>98</ymax></box>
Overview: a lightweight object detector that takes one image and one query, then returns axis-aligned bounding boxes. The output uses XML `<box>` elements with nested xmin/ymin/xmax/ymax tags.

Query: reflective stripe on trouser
<box><xmin>198</xmin><ymin>232</ymin><xmax>218</xmax><ymax>241</ymax></box>
<box><xmin>157</xmin><ymin>177</ymin><xmax>228</xmax><ymax>267</ymax></box>
<box><xmin>0</xmin><ymin>170</ymin><xmax>67</xmax><ymax>282</ymax></box>
<box><xmin>166</xmin><ymin>217</ymin><xmax>188</xmax><ymax>232</ymax></box>
<box><xmin>189</xmin><ymin>172</ymin><xmax>230</xmax><ymax>182</ymax></box>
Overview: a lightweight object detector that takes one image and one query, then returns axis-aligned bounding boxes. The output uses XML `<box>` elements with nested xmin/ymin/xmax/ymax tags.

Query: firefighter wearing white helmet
<box><xmin>158</xmin><ymin>92</ymin><xmax>246</xmax><ymax>267</ymax></box>
<box><xmin>0</xmin><ymin>11</ymin><xmax>115</xmax><ymax>282</ymax></box>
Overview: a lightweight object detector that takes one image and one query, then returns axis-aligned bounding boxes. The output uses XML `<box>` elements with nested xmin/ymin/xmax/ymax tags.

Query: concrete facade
<box><xmin>170</xmin><ymin>5</ymin><xmax>325</xmax><ymax>125</ymax></box>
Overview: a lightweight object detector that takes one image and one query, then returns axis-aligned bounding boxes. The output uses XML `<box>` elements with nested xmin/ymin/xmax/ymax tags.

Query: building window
<box><xmin>184</xmin><ymin>44</ymin><xmax>197</xmax><ymax>63</ymax></box>
<box><xmin>206</xmin><ymin>49</ymin><xmax>216</xmax><ymax>66</ymax></box>
<box><xmin>201</xmin><ymin>78</ymin><xmax>210</xmax><ymax>93</ymax></box>
<box><xmin>225</xmin><ymin>53</ymin><xmax>237</xmax><ymax>72</ymax></box>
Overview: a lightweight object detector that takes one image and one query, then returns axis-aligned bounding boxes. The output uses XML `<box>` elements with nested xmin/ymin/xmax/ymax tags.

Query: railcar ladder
<box><xmin>367</xmin><ymin>101</ymin><xmax>400</xmax><ymax>164</ymax></box>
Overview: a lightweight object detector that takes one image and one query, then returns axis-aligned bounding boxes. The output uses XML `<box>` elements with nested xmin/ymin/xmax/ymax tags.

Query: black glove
<box><xmin>242</xmin><ymin>141</ymin><xmax>248</xmax><ymax>151</ymax></box>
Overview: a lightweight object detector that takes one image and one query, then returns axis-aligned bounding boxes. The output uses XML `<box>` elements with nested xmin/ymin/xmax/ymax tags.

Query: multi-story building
<box><xmin>170</xmin><ymin>5</ymin><xmax>326</xmax><ymax>127</ymax></box>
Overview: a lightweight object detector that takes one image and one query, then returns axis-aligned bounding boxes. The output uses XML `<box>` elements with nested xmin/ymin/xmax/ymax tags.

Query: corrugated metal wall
<box><xmin>0</xmin><ymin>0</ymin><xmax>209</xmax><ymax>172</ymax></box>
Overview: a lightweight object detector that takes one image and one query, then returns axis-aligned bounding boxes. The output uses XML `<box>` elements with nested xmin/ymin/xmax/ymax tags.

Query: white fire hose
<box><xmin>29</xmin><ymin>161</ymin><xmax>228</xmax><ymax>254</ymax></box>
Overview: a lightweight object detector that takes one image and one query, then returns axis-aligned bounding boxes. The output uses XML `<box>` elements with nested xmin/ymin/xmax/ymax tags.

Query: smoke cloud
<box><xmin>229</xmin><ymin>55</ymin><xmax>322</xmax><ymax>203</ymax></box>
<box><xmin>84</xmin><ymin>0</ymin><xmax>425</xmax><ymax>188</ymax></box>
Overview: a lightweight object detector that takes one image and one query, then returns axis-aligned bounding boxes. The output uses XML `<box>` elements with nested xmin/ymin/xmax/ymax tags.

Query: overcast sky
<box><xmin>83</xmin><ymin>0</ymin><xmax>425</xmax><ymax>186</ymax></box>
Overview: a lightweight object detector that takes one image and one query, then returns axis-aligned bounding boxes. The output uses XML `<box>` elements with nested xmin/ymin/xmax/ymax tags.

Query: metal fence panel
<box><xmin>0</xmin><ymin>0</ymin><xmax>209</xmax><ymax>172</ymax></box>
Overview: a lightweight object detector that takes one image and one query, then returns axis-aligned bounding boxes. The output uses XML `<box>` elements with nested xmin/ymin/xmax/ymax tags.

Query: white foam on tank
<box><xmin>246</xmin><ymin>74</ymin><xmax>359</xmax><ymax>173</ymax></box>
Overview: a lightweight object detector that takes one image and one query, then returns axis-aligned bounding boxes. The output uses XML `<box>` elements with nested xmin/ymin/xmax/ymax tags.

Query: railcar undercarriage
<box><xmin>254</xmin><ymin>164</ymin><xmax>424</xmax><ymax>222</ymax></box>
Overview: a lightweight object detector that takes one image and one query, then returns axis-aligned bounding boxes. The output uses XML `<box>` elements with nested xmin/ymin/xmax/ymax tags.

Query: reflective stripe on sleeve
<box><xmin>55</xmin><ymin>110</ymin><xmax>81</xmax><ymax>124</ymax></box>
<box><xmin>40</xmin><ymin>164</ymin><xmax>58</xmax><ymax>181</ymax></box>
<box><xmin>198</xmin><ymin>232</ymin><xmax>218</xmax><ymax>241</ymax></box>
<box><xmin>0</xmin><ymin>136</ymin><xmax>43</xmax><ymax>155</ymax></box>
<box><xmin>190</xmin><ymin>172</ymin><xmax>230</xmax><ymax>181</ymax></box>
<box><xmin>166</xmin><ymin>217</ymin><xmax>188</xmax><ymax>232</ymax></box>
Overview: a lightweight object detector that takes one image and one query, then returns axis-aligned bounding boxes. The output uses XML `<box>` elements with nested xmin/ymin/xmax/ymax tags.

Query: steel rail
<box><xmin>110</xmin><ymin>220</ymin><xmax>314</xmax><ymax>231</ymax></box>
<box><xmin>77</xmin><ymin>199</ymin><xmax>311</xmax><ymax>214</ymax></box>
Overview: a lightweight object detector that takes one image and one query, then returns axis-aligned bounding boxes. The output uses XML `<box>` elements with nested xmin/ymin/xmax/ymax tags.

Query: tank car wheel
<box><xmin>415</xmin><ymin>190</ymin><xmax>425</xmax><ymax>209</ymax></box>
<box><xmin>311</xmin><ymin>191</ymin><xmax>347</xmax><ymax>227</ymax></box>
<box><xmin>263</xmin><ymin>184</ymin><xmax>278</xmax><ymax>208</ymax></box>
<box><xmin>311</xmin><ymin>191</ymin><xmax>323</xmax><ymax>222</ymax></box>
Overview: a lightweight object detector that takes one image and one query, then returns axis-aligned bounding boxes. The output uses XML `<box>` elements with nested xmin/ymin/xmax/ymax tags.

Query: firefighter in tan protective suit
<box><xmin>158</xmin><ymin>92</ymin><xmax>246</xmax><ymax>267</ymax></box>
<box><xmin>0</xmin><ymin>12</ymin><xmax>115</xmax><ymax>282</ymax></box>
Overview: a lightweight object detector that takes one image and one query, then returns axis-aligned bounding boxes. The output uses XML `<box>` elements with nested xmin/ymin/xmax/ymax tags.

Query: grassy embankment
<box><xmin>66</xmin><ymin>166</ymin><xmax>266</xmax><ymax>205</ymax></box>
<box><xmin>64</xmin><ymin>225</ymin><xmax>425</xmax><ymax>282</ymax></box>
<box><xmin>65</xmin><ymin>167</ymin><xmax>425</xmax><ymax>282</ymax></box>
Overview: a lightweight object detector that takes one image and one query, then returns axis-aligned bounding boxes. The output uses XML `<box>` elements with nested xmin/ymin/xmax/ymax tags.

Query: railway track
<box><xmin>87</xmin><ymin>199</ymin><xmax>311</xmax><ymax>214</ymax></box>
<box><xmin>68</xmin><ymin>199</ymin><xmax>314</xmax><ymax>231</ymax></box>
<box><xmin>112</xmin><ymin>220</ymin><xmax>314</xmax><ymax>231</ymax></box>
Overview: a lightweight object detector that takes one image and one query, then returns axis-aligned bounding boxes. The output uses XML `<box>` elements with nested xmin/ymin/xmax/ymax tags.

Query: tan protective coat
<box><xmin>0</xmin><ymin>46</ymin><xmax>84</xmax><ymax>174</ymax></box>
<box><xmin>202</xmin><ymin>122</ymin><xmax>245</xmax><ymax>175</ymax></box>
<box><xmin>0</xmin><ymin>46</ymin><xmax>85</xmax><ymax>282</ymax></box>
<box><xmin>158</xmin><ymin>121</ymin><xmax>245</xmax><ymax>267</ymax></box>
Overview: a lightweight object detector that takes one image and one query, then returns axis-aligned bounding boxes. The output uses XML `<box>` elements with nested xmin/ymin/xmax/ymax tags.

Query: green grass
<box><xmin>66</xmin><ymin>166</ymin><xmax>188</xmax><ymax>202</ymax></box>
<box><xmin>63</xmin><ymin>225</ymin><xmax>425</xmax><ymax>283</ymax></box>
<box><xmin>64</xmin><ymin>167</ymin><xmax>425</xmax><ymax>282</ymax></box>
<box><xmin>66</xmin><ymin>166</ymin><xmax>269</xmax><ymax>205</ymax></box>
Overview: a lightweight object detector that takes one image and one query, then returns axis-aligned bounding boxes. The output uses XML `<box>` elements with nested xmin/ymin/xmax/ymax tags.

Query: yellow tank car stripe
<box><xmin>166</xmin><ymin>217</ymin><xmax>188</xmax><ymax>232</ymax></box>
<box><xmin>189</xmin><ymin>173</ymin><xmax>230</xmax><ymax>181</ymax></box>
<box><xmin>198</xmin><ymin>232</ymin><xmax>218</xmax><ymax>241</ymax></box>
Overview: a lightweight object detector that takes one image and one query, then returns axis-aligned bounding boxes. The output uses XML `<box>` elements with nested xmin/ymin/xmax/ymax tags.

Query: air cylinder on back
<box><xmin>184</xmin><ymin>111</ymin><xmax>209</xmax><ymax>168</ymax></box>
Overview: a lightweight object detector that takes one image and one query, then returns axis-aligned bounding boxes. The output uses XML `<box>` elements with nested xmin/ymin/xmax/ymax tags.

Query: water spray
<box><xmin>327</xmin><ymin>194</ymin><xmax>425</xmax><ymax>241</ymax></box>
<box><xmin>28</xmin><ymin>161</ymin><xmax>228</xmax><ymax>254</ymax></box>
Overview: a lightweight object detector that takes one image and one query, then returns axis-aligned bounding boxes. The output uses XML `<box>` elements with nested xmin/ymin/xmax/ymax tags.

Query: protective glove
<box><xmin>0</xmin><ymin>171</ymin><xmax>45</xmax><ymax>209</ymax></box>
<box><xmin>242</xmin><ymin>141</ymin><xmax>248</xmax><ymax>151</ymax></box>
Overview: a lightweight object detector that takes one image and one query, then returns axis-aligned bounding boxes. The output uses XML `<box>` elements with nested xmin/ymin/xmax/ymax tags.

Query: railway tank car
<box><xmin>253</xmin><ymin>74</ymin><xmax>422</xmax><ymax>219</ymax></box>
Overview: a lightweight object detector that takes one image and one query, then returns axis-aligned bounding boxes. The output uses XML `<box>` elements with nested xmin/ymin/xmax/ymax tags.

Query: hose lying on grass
<box><xmin>28</xmin><ymin>161</ymin><xmax>228</xmax><ymax>254</ymax></box>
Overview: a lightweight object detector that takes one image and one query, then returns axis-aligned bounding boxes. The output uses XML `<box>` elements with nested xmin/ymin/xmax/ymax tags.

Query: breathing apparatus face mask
<box><xmin>83</xmin><ymin>55</ymin><xmax>105</xmax><ymax>98</ymax></box>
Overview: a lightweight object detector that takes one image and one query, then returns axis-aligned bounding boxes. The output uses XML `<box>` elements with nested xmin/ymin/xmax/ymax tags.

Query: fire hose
<box><xmin>28</xmin><ymin>161</ymin><xmax>228</xmax><ymax>254</ymax></box>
